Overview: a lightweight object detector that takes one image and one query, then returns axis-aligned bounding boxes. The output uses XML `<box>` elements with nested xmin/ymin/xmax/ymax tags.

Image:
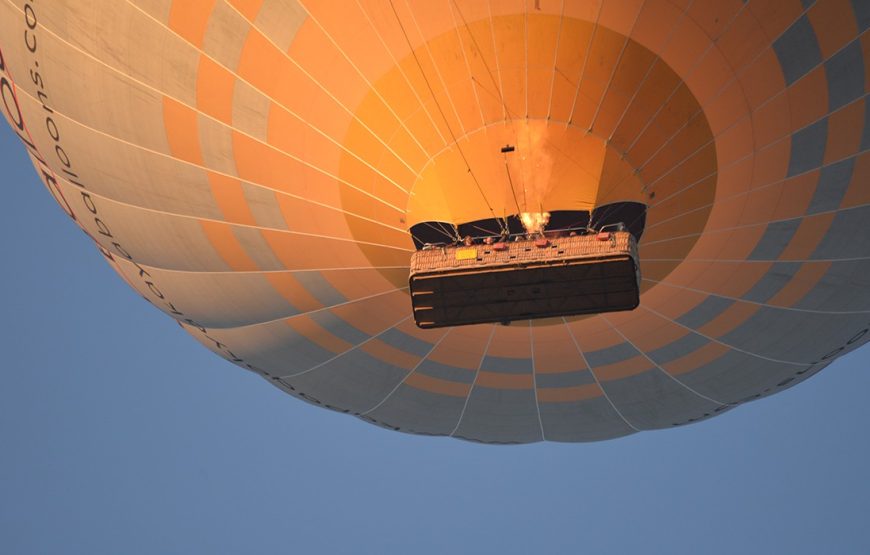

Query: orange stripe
<box><xmin>404</xmin><ymin>373</ymin><xmax>470</xmax><ymax>398</ymax></box>
<box><xmin>427</xmin><ymin>326</ymin><xmax>493</xmax><ymax>369</ymax></box>
<box><xmin>207</xmin><ymin>172</ymin><xmax>256</xmax><ymax>225</ymax></box>
<box><xmin>168</xmin><ymin>0</ymin><xmax>217</xmax><ymax>47</ymax></box>
<box><xmin>787</xmin><ymin>67</ymin><xmax>828</xmax><ymax>132</ymax></box>
<box><xmin>196</xmin><ymin>56</ymin><xmax>235</xmax><ymax>124</ymax></box>
<box><xmin>475</xmin><ymin>371</ymin><xmax>533</xmax><ymax>390</ymax></box>
<box><xmin>487</xmin><ymin>326</ymin><xmax>532</xmax><ymax>358</ymax></box>
<box><xmin>807</xmin><ymin>0</ymin><xmax>859</xmax><ymax>59</ymax></box>
<box><xmin>749</xmin><ymin>0</ymin><xmax>804</xmax><ymax>42</ymax></box>
<box><xmin>163</xmin><ymin>97</ymin><xmax>203</xmax><ymax>165</ymax></box>
<box><xmin>199</xmin><ymin>220</ymin><xmax>259</xmax><ymax>271</ymax></box>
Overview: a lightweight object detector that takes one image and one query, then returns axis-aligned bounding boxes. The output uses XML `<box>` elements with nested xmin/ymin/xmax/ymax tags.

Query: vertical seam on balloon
<box><xmin>605</xmin><ymin>0</ymin><xmax>696</xmax><ymax>144</ymax></box>
<box><xmin>544</xmin><ymin>0</ymin><xmax>565</xmax><ymax>122</ymax></box>
<box><xmin>616</xmin><ymin>14</ymin><xmax>729</xmax><ymax>164</ymax></box>
<box><xmin>523</xmin><ymin>1</ymin><xmax>529</xmax><ymax>118</ymax></box>
<box><xmin>565</xmin><ymin>0</ymin><xmax>604</xmax><ymax>127</ymax></box>
<box><xmin>445</xmin><ymin>0</ymin><xmax>487</xmax><ymax>129</ymax></box>
<box><xmin>226</xmin><ymin>0</ymin><xmax>264</xmax><ymax>22</ymax></box>
<box><xmin>353</xmin><ymin>0</ymin><xmax>448</xmax><ymax>147</ymax></box>
<box><xmin>449</xmin><ymin>325</ymin><xmax>497</xmax><ymax>437</ymax></box>
<box><xmin>486</xmin><ymin>0</ymin><xmax>507</xmax><ymax>122</ymax></box>
<box><xmin>600</xmin><ymin>314</ymin><xmax>730</xmax><ymax>407</ymax></box>
<box><xmin>528</xmin><ymin>321</ymin><xmax>547</xmax><ymax>442</ymax></box>
<box><xmin>401</xmin><ymin>0</ymin><xmax>468</xmax><ymax>138</ymax></box>
<box><xmin>588</xmin><ymin>0</ymin><xmax>648</xmax><ymax>133</ymax></box>
<box><xmin>293</xmin><ymin>0</ymin><xmax>432</xmax><ymax>161</ymax></box>
<box><xmin>388</xmin><ymin>0</ymin><xmax>502</xmax><ymax>226</ymax></box>
<box><xmin>562</xmin><ymin>317</ymin><xmax>642</xmax><ymax>433</ymax></box>
<box><xmin>360</xmin><ymin>327</ymin><xmax>454</xmax><ymax>416</ymax></box>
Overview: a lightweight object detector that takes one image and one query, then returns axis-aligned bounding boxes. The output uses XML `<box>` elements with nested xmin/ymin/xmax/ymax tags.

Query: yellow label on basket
<box><xmin>455</xmin><ymin>247</ymin><xmax>477</xmax><ymax>260</ymax></box>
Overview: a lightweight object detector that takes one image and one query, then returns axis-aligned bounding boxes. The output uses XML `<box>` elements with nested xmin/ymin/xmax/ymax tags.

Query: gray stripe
<box><xmin>601</xmin><ymin>370</ymin><xmax>719</xmax><ymax>429</ymax></box>
<box><xmin>772</xmin><ymin>15</ymin><xmax>822</xmax><ymax>86</ymax></box>
<box><xmin>788</xmin><ymin>118</ymin><xmax>828</xmax><ymax>177</ymax></box>
<box><xmin>748</xmin><ymin>219</ymin><xmax>801</xmax><ymax>260</ymax></box>
<box><xmin>232</xmin><ymin>226</ymin><xmax>285</xmax><ymax>271</ymax></box>
<box><xmin>863</xmin><ymin>96</ymin><xmax>870</xmax><ymax>151</ymax></box>
<box><xmin>647</xmin><ymin>333</ymin><xmax>709</xmax><ymax>364</ymax></box>
<box><xmin>379</xmin><ymin>328</ymin><xmax>434</xmax><ymax>358</ymax></box>
<box><xmin>677</xmin><ymin>349</ymin><xmax>794</xmax><ymax>405</ymax></box>
<box><xmin>721</xmin><ymin>307</ymin><xmax>869</xmax><ymax>362</ymax></box>
<box><xmin>415</xmin><ymin>360</ymin><xmax>475</xmax><ymax>384</ymax></box>
<box><xmin>309</xmin><ymin>311</ymin><xmax>368</xmax><ymax>344</ymax></box>
<box><xmin>453</xmin><ymin>388</ymin><xmax>542</xmax><ymax>444</ymax></box>
<box><xmin>825</xmin><ymin>40</ymin><xmax>865</xmax><ymax>112</ymax></box>
<box><xmin>538</xmin><ymin>398</ymin><xmax>635</xmax><ymax>442</ymax></box>
<box><xmin>811</xmin><ymin>205</ymin><xmax>870</xmax><ymax>259</ymax></box>
<box><xmin>290</xmin><ymin>350</ymin><xmax>409</xmax><ymax>414</ymax></box>
<box><xmin>851</xmin><ymin>0</ymin><xmax>870</xmax><ymax>32</ymax></box>
<box><xmin>677</xmin><ymin>296</ymin><xmax>735</xmax><ymax>330</ymax></box>
<box><xmin>742</xmin><ymin>262</ymin><xmax>802</xmax><ymax>303</ymax></box>
<box><xmin>796</xmin><ymin>260</ymin><xmax>870</xmax><ymax>313</ymax></box>
<box><xmin>295</xmin><ymin>272</ymin><xmax>347</xmax><ymax>307</ymax></box>
<box><xmin>808</xmin><ymin>157</ymin><xmax>855</xmax><ymax>215</ymax></box>
<box><xmin>480</xmin><ymin>355</ymin><xmax>533</xmax><ymax>374</ymax></box>
<box><xmin>536</xmin><ymin>371</ymin><xmax>596</xmax><ymax>388</ymax></box>
<box><xmin>243</xmin><ymin>184</ymin><xmax>288</xmax><ymax>230</ymax></box>
<box><xmin>585</xmin><ymin>342</ymin><xmax>640</xmax><ymax>368</ymax></box>
<box><xmin>366</xmin><ymin>384</ymin><xmax>466</xmax><ymax>436</ymax></box>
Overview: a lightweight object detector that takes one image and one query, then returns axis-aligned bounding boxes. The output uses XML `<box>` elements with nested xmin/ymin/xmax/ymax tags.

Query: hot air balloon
<box><xmin>1</xmin><ymin>0</ymin><xmax>868</xmax><ymax>443</ymax></box>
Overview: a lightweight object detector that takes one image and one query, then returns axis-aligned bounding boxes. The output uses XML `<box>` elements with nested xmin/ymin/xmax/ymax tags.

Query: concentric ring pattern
<box><xmin>2</xmin><ymin>0</ymin><xmax>869</xmax><ymax>443</ymax></box>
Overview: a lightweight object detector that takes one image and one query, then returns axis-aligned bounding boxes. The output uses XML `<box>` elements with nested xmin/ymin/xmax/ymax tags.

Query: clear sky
<box><xmin>1</xmin><ymin>120</ymin><xmax>869</xmax><ymax>555</ymax></box>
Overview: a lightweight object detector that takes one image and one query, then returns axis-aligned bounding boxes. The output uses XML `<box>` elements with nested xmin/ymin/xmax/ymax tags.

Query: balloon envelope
<box><xmin>1</xmin><ymin>0</ymin><xmax>869</xmax><ymax>442</ymax></box>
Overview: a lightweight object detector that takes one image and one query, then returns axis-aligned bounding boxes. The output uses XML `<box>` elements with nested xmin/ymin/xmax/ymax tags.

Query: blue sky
<box><xmin>1</xmin><ymin>121</ymin><xmax>869</xmax><ymax>555</ymax></box>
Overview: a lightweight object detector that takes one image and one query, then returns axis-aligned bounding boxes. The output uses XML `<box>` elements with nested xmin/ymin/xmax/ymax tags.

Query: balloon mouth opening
<box><xmin>408</xmin><ymin>202</ymin><xmax>647</xmax><ymax>250</ymax></box>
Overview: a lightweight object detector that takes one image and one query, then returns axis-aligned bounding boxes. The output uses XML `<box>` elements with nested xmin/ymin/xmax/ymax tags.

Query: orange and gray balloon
<box><xmin>1</xmin><ymin>0</ymin><xmax>868</xmax><ymax>443</ymax></box>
